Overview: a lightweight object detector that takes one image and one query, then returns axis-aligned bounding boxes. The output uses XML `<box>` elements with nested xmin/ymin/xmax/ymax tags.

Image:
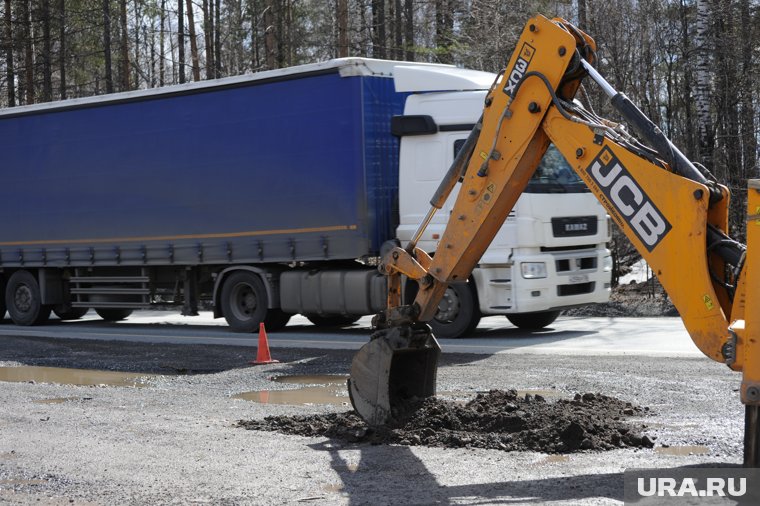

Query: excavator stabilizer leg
<box><xmin>745</xmin><ymin>406</ymin><xmax>760</xmax><ymax>467</ymax></box>
<box><xmin>742</xmin><ymin>180</ymin><xmax>760</xmax><ymax>467</ymax></box>
<box><xmin>348</xmin><ymin>324</ymin><xmax>441</xmax><ymax>425</ymax></box>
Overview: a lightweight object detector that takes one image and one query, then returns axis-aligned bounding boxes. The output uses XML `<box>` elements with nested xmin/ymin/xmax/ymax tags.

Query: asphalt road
<box><xmin>0</xmin><ymin>310</ymin><xmax>704</xmax><ymax>357</ymax></box>
<box><xmin>0</xmin><ymin>313</ymin><xmax>747</xmax><ymax>505</ymax></box>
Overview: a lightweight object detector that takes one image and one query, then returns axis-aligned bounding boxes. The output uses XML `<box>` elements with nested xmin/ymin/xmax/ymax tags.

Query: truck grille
<box><xmin>558</xmin><ymin>282</ymin><xmax>595</xmax><ymax>296</ymax></box>
<box><xmin>556</xmin><ymin>256</ymin><xmax>597</xmax><ymax>272</ymax></box>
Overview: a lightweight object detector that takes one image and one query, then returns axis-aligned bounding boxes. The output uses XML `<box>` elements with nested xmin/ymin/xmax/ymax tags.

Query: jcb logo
<box><xmin>587</xmin><ymin>148</ymin><xmax>671</xmax><ymax>252</ymax></box>
<box><xmin>503</xmin><ymin>43</ymin><xmax>535</xmax><ymax>98</ymax></box>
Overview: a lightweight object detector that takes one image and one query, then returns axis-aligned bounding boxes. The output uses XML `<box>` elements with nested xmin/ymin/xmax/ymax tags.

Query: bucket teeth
<box><xmin>348</xmin><ymin>324</ymin><xmax>441</xmax><ymax>425</ymax></box>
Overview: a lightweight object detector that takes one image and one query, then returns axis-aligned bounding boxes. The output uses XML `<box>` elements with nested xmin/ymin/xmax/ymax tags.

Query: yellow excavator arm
<box><xmin>348</xmin><ymin>14</ymin><xmax>760</xmax><ymax>465</ymax></box>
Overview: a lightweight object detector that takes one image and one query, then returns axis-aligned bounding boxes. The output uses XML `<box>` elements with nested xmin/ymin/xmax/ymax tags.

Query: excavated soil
<box><xmin>238</xmin><ymin>389</ymin><xmax>655</xmax><ymax>453</ymax></box>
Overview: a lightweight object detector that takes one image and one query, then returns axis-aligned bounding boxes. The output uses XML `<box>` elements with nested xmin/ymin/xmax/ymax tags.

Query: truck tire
<box><xmin>220</xmin><ymin>271</ymin><xmax>269</xmax><ymax>333</ymax></box>
<box><xmin>0</xmin><ymin>276</ymin><xmax>6</xmax><ymax>322</ymax></box>
<box><xmin>54</xmin><ymin>307</ymin><xmax>89</xmax><ymax>320</ymax></box>
<box><xmin>305</xmin><ymin>314</ymin><xmax>361</xmax><ymax>327</ymax></box>
<box><xmin>506</xmin><ymin>310</ymin><xmax>561</xmax><ymax>330</ymax></box>
<box><xmin>264</xmin><ymin>309</ymin><xmax>292</xmax><ymax>332</ymax></box>
<box><xmin>95</xmin><ymin>308</ymin><xmax>133</xmax><ymax>321</ymax></box>
<box><xmin>429</xmin><ymin>282</ymin><xmax>481</xmax><ymax>339</ymax></box>
<box><xmin>5</xmin><ymin>270</ymin><xmax>51</xmax><ymax>326</ymax></box>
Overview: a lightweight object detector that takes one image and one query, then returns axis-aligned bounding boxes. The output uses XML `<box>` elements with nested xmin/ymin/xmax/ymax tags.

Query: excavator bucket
<box><xmin>348</xmin><ymin>325</ymin><xmax>441</xmax><ymax>425</ymax></box>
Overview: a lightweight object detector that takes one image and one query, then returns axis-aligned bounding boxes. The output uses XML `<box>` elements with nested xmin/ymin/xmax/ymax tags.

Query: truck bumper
<box><xmin>474</xmin><ymin>248</ymin><xmax>612</xmax><ymax>315</ymax></box>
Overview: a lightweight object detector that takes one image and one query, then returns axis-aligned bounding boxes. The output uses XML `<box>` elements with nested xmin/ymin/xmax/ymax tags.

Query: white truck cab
<box><xmin>393</xmin><ymin>65</ymin><xmax>612</xmax><ymax>337</ymax></box>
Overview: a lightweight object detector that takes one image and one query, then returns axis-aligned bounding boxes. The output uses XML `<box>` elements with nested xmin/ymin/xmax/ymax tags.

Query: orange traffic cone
<box><xmin>250</xmin><ymin>322</ymin><xmax>279</xmax><ymax>365</ymax></box>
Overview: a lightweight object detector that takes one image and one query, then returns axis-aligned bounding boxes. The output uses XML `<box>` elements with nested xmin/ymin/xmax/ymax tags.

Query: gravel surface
<box><xmin>0</xmin><ymin>330</ymin><xmax>744</xmax><ymax>505</ymax></box>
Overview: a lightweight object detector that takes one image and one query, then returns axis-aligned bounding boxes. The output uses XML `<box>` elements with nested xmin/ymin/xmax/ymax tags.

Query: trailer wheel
<box><xmin>429</xmin><ymin>282</ymin><xmax>481</xmax><ymax>339</ymax></box>
<box><xmin>220</xmin><ymin>271</ymin><xmax>269</xmax><ymax>333</ymax></box>
<box><xmin>95</xmin><ymin>308</ymin><xmax>133</xmax><ymax>321</ymax></box>
<box><xmin>305</xmin><ymin>314</ymin><xmax>361</xmax><ymax>327</ymax></box>
<box><xmin>506</xmin><ymin>310</ymin><xmax>561</xmax><ymax>330</ymax></box>
<box><xmin>5</xmin><ymin>270</ymin><xmax>51</xmax><ymax>326</ymax></box>
<box><xmin>54</xmin><ymin>307</ymin><xmax>89</xmax><ymax>320</ymax></box>
<box><xmin>264</xmin><ymin>309</ymin><xmax>292</xmax><ymax>332</ymax></box>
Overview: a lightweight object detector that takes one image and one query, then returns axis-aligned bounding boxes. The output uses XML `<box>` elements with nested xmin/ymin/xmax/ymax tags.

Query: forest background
<box><xmin>0</xmin><ymin>0</ymin><xmax>757</xmax><ymax>276</ymax></box>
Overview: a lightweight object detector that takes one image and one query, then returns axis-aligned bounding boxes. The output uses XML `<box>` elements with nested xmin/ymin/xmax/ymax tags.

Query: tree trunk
<box><xmin>249</xmin><ymin>0</ymin><xmax>259</xmax><ymax>70</ymax></box>
<box><xmin>186</xmin><ymin>0</ymin><xmax>200</xmax><ymax>80</ymax></box>
<box><xmin>404</xmin><ymin>0</ymin><xmax>413</xmax><ymax>61</ymax></box>
<box><xmin>578</xmin><ymin>0</ymin><xmax>587</xmax><ymax>29</ymax></box>
<box><xmin>159</xmin><ymin>0</ymin><xmax>165</xmax><ymax>86</ymax></box>
<box><xmin>3</xmin><ymin>0</ymin><xmax>15</xmax><ymax>106</ymax></box>
<box><xmin>264</xmin><ymin>0</ymin><xmax>276</xmax><ymax>69</ymax></box>
<box><xmin>714</xmin><ymin>0</ymin><xmax>739</xmax><ymax>183</ymax></box>
<box><xmin>214</xmin><ymin>0</ymin><xmax>221</xmax><ymax>76</ymax></box>
<box><xmin>178</xmin><ymin>0</ymin><xmax>185</xmax><ymax>83</ymax></box>
<box><xmin>134</xmin><ymin>0</ymin><xmax>142</xmax><ymax>87</ymax></box>
<box><xmin>372</xmin><ymin>0</ymin><xmax>385</xmax><ymax>58</ymax></box>
<box><xmin>280</xmin><ymin>0</ymin><xmax>292</xmax><ymax>67</ymax></box>
<box><xmin>679</xmin><ymin>0</ymin><xmax>695</xmax><ymax>157</ymax></box>
<box><xmin>435</xmin><ymin>0</ymin><xmax>453</xmax><ymax>64</ymax></box>
<box><xmin>202</xmin><ymin>0</ymin><xmax>214</xmax><ymax>77</ymax></box>
<box><xmin>58</xmin><ymin>0</ymin><xmax>66</xmax><ymax>99</ymax></box>
<box><xmin>149</xmin><ymin>15</ymin><xmax>156</xmax><ymax>87</ymax></box>
<box><xmin>393</xmin><ymin>0</ymin><xmax>402</xmax><ymax>59</ymax></box>
<box><xmin>103</xmin><ymin>0</ymin><xmax>114</xmax><ymax>93</ymax></box>
<box><xmin>739</xmin><ymin>0</ymin><xmax>756</xmax><ymax>179</ymax></box>
<box><xmin>276</xmin><ymin>0</ymin><xmax>284</xmax><ymax>66</ymax></box>
<box><xmin>21</xmin><ymin>0</ymin><xmax>34</xmax><ymax>103</ymax></box>
<box><xmin>694</xmin><ymin>0</ymin><xmax>713</xmax><ymax>170</ymax></box>
<box><xmin>41</xmin><ymin>0</ymin><xmax>52</xmax><ymax>102</ymax></box>
<box><xmin>119</xmin><ymin>0</ymin><xmax>129</xmax><ymax>90</ymax></box>
<box><xmin>337</xmin><ymin>0</ymin><xmax>348</xmax><ymax>57</ymax></box>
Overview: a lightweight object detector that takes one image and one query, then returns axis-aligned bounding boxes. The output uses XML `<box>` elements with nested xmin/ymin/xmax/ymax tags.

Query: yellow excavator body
<box><xmin>348</xmin><ymin>14</ymin><xmax>760</xmax><ymax>465</ymax></box>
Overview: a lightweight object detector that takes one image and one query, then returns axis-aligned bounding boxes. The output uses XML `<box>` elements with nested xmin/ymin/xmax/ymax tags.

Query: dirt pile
<box><xmin>237</xmin><ymin>389</ymin><xmax>655</xmax><ymax>453</ymax></box>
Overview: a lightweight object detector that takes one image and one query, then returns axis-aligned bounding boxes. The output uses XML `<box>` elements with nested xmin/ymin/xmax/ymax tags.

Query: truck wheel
<box><xmin>0</xmin><ymin>276</ymin><xmax>6</xmax><ymax>322</ymax></box>
<box><xmin>305</xmin><ymin>314</ymin><xmax>361</xmax><ymax>327</ymax></box>
<box><xmin>264</xmin><ymin>309</ymin><xmax>292</xmax><ymax>332</ymax></box>
<box><xmin>429</xmin><ymin>282</ymin><xmax>481</xmax><ymax>339</ymax></box>
<box><xmin>506</xmin><ymin>310</ymin><xmax>561</xmax><ymax>330</ymax></box>
<box><xmin>220</xmin><ymin>271</ymin><xmax>269</xmax><ymax>333</ymax></box>
<box><xmin>95</xmin><ymin>308</ymin><xmax>133</xmax><ymax>321</ymax></box>
<box><xmin>5</xmin><ymin>270</ymin><xmax>51</xmax><ymax>326</ymax></box>
<box><xmin>54</xmin><ymin>307</ymin><xmax>89</xmax><ymax>320</ymax></box>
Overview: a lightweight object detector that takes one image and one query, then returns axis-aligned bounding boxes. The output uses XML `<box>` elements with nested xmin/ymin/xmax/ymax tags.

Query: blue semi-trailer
<box><xmin>0</xmin><ymin>57</ymin><xmax>611</xmax><ymax>336</ymax></box>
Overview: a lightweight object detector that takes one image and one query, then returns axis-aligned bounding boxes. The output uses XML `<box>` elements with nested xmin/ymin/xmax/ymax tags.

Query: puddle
<box><xmin>323</xmin><ymin>483</ymin><xmax>345</xmax><ymax>493</ymax></box>
<box><xmin>655</xmin><ymin>445</ymin><xmax>710</xmax><ymax>456</ymax></box>
<box><xmin>32</xmin><ymin>397</ymin><xmax>91</xmax><ymax>405</ymax></box>
<box><xmin>273</xmin><ymin>375</ymin><xmax>348</xmax><ymax>386</ymax></box>
<box><xmin>644</xmin><ymin>422</ymin><xmax>700</xmax><ymax>429</ymax></box>
<box><xmin>234</xmin><ymin>375</ymin><xmax>350</xmax><ymax>406</ymax></box>
<box><xmin>236</xmin><ymin>376</ymin><xmax>569</xmax><ymax>407</ymax></box>
<box><xmin>0</xmin><ymin>366</ymin><xmax>157</xmax><ymax>388</ymax></box>
<box><xmin>533</xmin><ymin>454</ymin><xmax>571</xmax><ymax>465</ymax></box>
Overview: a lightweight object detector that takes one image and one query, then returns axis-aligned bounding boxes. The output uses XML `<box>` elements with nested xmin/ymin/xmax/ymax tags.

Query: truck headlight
<box><xmin>521</xmin><ymin>262</ymin><xmax>547</xmax><ymax>279</ymax></box>
<box><xmin>602</xmin><ymin>255</ymin><xmax>613</xmax><ymax>272</ymax></box>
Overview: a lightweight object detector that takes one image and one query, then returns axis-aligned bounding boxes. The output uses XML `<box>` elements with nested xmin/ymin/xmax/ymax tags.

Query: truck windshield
<box><xmin>524</xmin><ymin>144</ymin><xmax>589</xmax><ymax>194</ymax></box>
<box><xmin>453</xmin><ymin>140</ymin><xmax>589</xmax><ymax>194</ymax></box>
